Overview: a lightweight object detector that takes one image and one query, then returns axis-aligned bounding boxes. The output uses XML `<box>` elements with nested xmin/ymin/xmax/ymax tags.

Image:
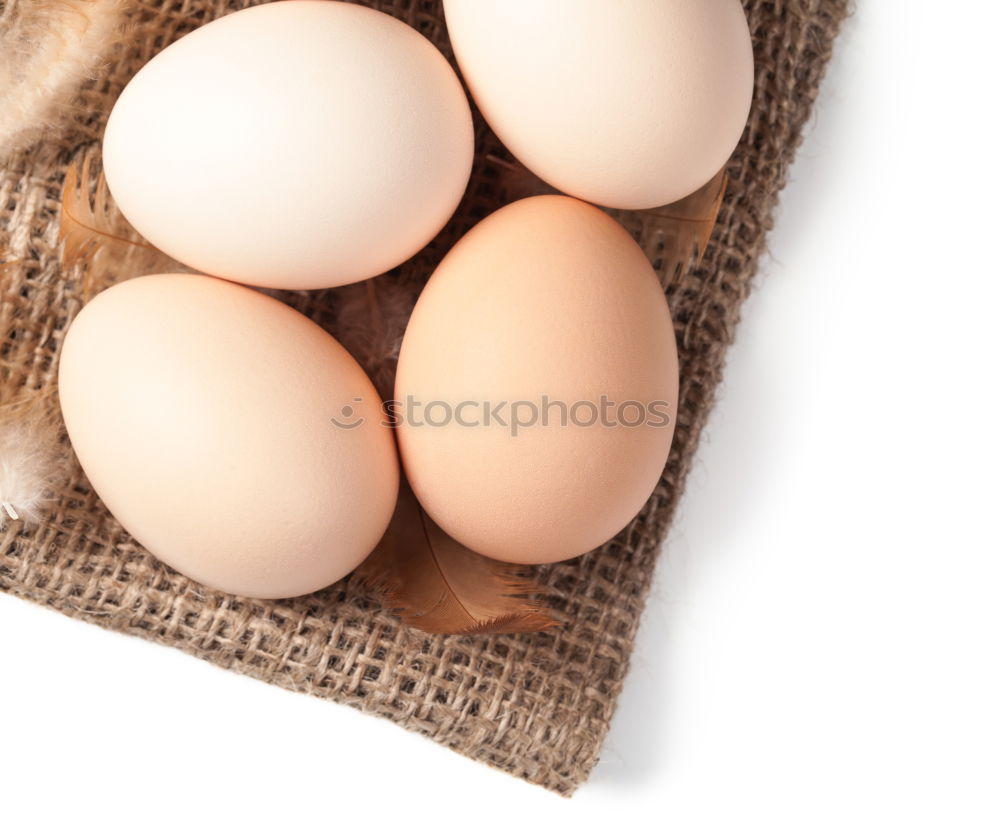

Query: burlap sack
<box><xmin>0</xmin><ymin>0</ymin><xmax>849</xmax><ymax>794</ymax></box>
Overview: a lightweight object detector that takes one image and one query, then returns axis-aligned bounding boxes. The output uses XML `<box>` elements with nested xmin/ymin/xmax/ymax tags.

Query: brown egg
<box><xmin>395</xmin><ymin>196</ymin><xmax>678</xmax><ymax>564</ymax></box>
<box><xmin>59</xmin><ymin>274</ymin><xmax>399</xmax><ymax>598</ymax></box>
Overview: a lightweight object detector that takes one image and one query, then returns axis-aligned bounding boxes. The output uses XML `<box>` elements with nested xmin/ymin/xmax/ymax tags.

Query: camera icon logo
<box><xmin>330</xmin><ymin>397</ymin><xmax>365</xmax><ymax>429</ymax></box>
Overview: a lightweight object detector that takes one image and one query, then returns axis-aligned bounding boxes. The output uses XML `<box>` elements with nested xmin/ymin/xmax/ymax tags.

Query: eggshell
<box><xmin>394</xmin><ymin>196</ymin><xmax>679</xmax><ymax>564</ymax></box>
<box><xmin>102</xmin><ymin>1</ymin><xmax>473</xmax><ymax>290</ymax></box>
<box><xmin>58</xmin><ymin>274</ymin><xmax>399</xmax><ymax>598</ymax></box>
<box><xmin>443</xmin><ymin>0</ymin><xmax>753</xmax><ymax>209</ymax></box>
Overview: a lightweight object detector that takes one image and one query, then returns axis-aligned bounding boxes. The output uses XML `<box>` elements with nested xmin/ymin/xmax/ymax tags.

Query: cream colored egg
<box><xmin>103</xmin><ymin>1</ymin><xmax>473</xmax><ymax>290</ymax></box>
<box><xmin>443</xmin><ymin>0</ymin><xmax>753</xmax><ymax>209</ymax></box>
<box><xmin>58</xmin><ymin>274</ymin><xmax>399</xmax><ymax>598</ymax></box>
<box><xmin>394</xmin><ymin>196</ymin><xmax>678</xmax><ymax>564</ymax></box>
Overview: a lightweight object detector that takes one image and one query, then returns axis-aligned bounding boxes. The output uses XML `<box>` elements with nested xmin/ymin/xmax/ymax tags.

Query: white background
<box><xmin>3</xmin><ymin>2</ymin><xmax>998</xmax><ymax>829</ymax></box>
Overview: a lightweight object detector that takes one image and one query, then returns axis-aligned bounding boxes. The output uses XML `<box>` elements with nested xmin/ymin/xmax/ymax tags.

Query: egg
<box><xmin>58</xmin><ymin>274</ymin><xmax>399</xmax><ymax>598</ymax></box>
<box><xmin>102</xmin><ymin>1</ymin><xmax>473</xmax><ymax>290</ymax></box>
<box><xmin>394</xmin><ymin>196</ymin><xmax>678</xmax><ymax>564</ymax></box>
<box><xmin>443</xmin><ymin>0</ymin><xmax>754</xmax><ymax>209</ymax></box>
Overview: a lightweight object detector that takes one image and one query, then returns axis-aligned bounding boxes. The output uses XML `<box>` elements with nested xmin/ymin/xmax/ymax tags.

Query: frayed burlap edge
<box><xmin>0</xmin><ymin>0</ymin><xmax>850</xmax><ymax>795</ymax></box>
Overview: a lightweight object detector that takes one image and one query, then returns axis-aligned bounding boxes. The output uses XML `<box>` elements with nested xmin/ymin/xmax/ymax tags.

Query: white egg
<box><xmin>59</xmin><ymin>274</ymin><xmax>399</xmax><ymax>599</ymax></box>
<box><xmin>103</xmin><ymin>1</ymin><xmax>474</xmax><ymax>289</ymax></box>
<box><xmin>444</xmin><ymin>0</ymin><xmax>753</xmax><ymax>209</ymax></box>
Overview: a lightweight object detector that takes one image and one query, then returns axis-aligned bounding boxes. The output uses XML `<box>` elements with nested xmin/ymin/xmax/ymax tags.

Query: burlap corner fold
<box><xmin>0</xmin><ymin>0</ymin><xmax>849</xmax><ymax>795</ymax></box>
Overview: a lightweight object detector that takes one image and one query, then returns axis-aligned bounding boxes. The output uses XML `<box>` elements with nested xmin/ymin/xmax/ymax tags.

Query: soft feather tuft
<box><xmin>0</xmin><ymin>0</ymin><xmax>128</xmax><ymax>159</ymax></box>
<box><xmin>0</xmin><ymin>390</ymin><xmax>71</xmax><ymax>529</ymax></box>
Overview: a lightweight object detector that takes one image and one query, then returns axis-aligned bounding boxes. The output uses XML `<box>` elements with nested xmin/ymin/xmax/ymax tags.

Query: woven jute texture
<box><xmin>0</xmin><ymin>0</ymin><xmax>848</xmax><ymax>794</ymax></box>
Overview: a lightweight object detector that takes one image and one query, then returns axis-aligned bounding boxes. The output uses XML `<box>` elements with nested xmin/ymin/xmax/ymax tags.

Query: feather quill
<box><xmin>355</xmin><ymin>480</ymin><xmax>557</xmax><ymax>635</ymax></box>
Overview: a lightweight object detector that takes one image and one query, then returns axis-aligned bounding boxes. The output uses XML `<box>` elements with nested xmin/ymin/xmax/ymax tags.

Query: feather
<box><xmin>487</xmin><ymin>152</ymin><xmax>558</xmax><ymax>201</ymax></box>
<box><xmin>489</xmin><ymin>152</ymin><xmax>727</xmax><ymax>282</ymax></box>
<box><xmin>332</xmin><ymin>276</ymin><xmax>420</xmax><ymax>400</ymax></box>
<box><xmin>0</xmin><ymin>389</ymin><xmax>71</xmax><ymax>529</ymax></box>
<box><xmin>355</xmin><ymin>480</ymin><xmax>558</xmax><ymax>635</ymax></box>
<box><xmin>635</xmin><ymin>167</ymin><xmax>728</xmax><ymax>280</ymax></box>
<box><xmin>0</xmin><ymin>0</ymin><xmax>129</xmax><ymax>158</ymax></box>
<box><xmin>60</xmin><ymin>144</ymin><xmax>188</xmax><ymax>299</ymax></box>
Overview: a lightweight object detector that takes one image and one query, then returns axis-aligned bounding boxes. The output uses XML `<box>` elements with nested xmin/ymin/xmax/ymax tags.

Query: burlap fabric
<box><xmin>0</xmin><ymin>0</ymin><xmax>848</xmax><ymax>794</ymax></box>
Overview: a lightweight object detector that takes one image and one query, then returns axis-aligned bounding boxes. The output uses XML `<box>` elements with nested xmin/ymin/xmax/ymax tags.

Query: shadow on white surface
<box><xmin>587</xmin><ymin>8</ymin><xmax>862</xmax><ymax>791</ymax></box>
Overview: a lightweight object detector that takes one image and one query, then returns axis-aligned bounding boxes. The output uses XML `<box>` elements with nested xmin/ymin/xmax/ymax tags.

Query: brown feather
<box><xmin>637</xmin><ymin>168</ymin><xmax>729</xmax><ymax>280</ymax></box>
<box><xmin>59</xmin><ymin>144</ymin><xmax>187</xmax><ymax>300</ymax></box>
<box><xmin>331</xmin><ymin>276</ymin><xmax>418</xmax><ymax>400</ymax></box>
<box><xmin>488</xmin><ymin>152</ymin><xmax>728</xmax><ymax>282</ymax></box>
<box><xmin>355</xmin><ymin>480</ymin><xmax>558</xmax><ymax>635</ymax></box>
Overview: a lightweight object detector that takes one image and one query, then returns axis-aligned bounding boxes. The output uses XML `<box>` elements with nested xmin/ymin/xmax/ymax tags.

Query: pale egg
<box><xmin>103</xmin><ymin>1</ymin><xmax>474</xmax><ymax>290</ymax></box>
<box><xmin>444</xmin><ymin>0</ymin><xmax>754</xmax><ymax>209</ymax></box>
<box><xmin>58</xmin><ymin>274</ymin><xmax>399</xmax><ymax>598</ymax></box>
